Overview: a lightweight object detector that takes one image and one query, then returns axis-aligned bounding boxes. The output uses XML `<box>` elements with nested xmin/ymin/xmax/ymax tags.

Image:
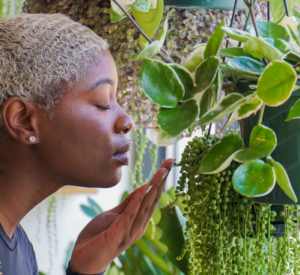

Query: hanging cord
<box><xmin>267</xmin><ymin>1</ymin><xmax>270</xmax><ymax>21</ymax></box>
<box><xmin>283</xmin><ymin>0</ymin><xmax>290</xmax><ymax>16</ymax></box>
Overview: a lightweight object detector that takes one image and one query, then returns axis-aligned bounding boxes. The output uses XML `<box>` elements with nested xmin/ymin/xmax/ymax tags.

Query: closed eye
<box><xmin>96</xmin><ymin>105</ymin><xmax>111</xmax><ymax>110</ymax></box>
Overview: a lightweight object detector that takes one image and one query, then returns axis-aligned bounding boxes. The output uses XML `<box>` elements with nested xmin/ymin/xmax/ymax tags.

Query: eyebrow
<box><xmin>87</xmin><ymin>78</ymin><xmax>115</xmax><ymax>92</ymax></box>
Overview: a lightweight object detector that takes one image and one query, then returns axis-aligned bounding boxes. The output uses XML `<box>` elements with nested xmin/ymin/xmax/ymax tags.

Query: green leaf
<box><xmin>133</xmin><ymin>0</ymin><xmax>155</xmax><ymax>12</ymax></box>
<box><xmin>169</xmin><ymin>63</ymin><xmax>195</xmax><ymax>88</ymax></box>
<box><xmin>257</xmin><ymin>60</ymin><xmax>297</xmax><ymax>106</ymax></box>
<box><xmin>221</xmin><ymin>26</ymin><xmax>252</xmax><ymax>42</ymax></box>
<box><xmin>204</xmin><ymin>18</ymin><xmax>225</xmax><ymax>59</ymax></box>
<box><xmin>221</xmin><ymin>113</ymin><xmax>236</xmax><ymax>133</ymax></box>
<box><xmin>286</xmin><ymin>98</ymin><xmax>300</xmax><ymax>121</ymax></box>
<box><xmin>199</xmin><ymin>93</ymin><xmax>245</xmax><ymax>125</ymax></box>
<box><xmin>234</xmin><ymin>93</ymin><xmax>263</xmax><ymax>120</ymax></box>
<box><xmin>226</xmin><ymin>57</ymin><xmax>265</xmax><ymax>75</ymax></box>
<box><xmin>141</xmin><ymin>59</ymin><xmax>184</xmax><ymax>107</ymax></box>
<box><xmin>243</xmin><ymin>37</ymin><xmax>284</xmax><ymax>61</ymax></box>
<box><xmin>157</xmin><ymin>207</ymin><xmax>189</xmax><ymax>274</ymax></box>
<box><xmin>87</xmin><ymin>197</ymin><xmax>103</xmax><ymax>214</ymax></box>
<box><xmin>285</xmin><ymin>51</ymin><xmax>300</xmax><ymax>63</ymax></box>
<box><xmin>200</xmin><ymin>87</ymin><xmax>213</xmax><ymax>120</ymax></box>
<box><xmin>265</xmin><ymin>38</ymin><xmax>291</xmax><ymax>54</ymax></box>
<box><xmin>219</xmin><ymin>47</ymin><xmax>254</xmax><ymax>59</ymax></box>
<box><xmin>157</xmin><ymin>99</ymin><xmax>199</xmax><ymax>136</ymax></box>
<box><xmin>271</xmin><ymin>0</ymin><xmax>300</xmax><ymax>23</ymax></box>
<box><xmin>266</xmin><ymin>156</ymin><xmax>297</xmax><ymax>203</ymax></box>
<box><xmin>80</xmin><ymin>205</ymin><xmax>98</xmax><ymax>218</ymax></box>
<box><xmin>249</xmin><ymin>21</ymin><xmax>291</xmax><ymax>42</ymax></box>
<box><xmin>234</xmin><ymin>125</ymin><xmax>277</xmax><ymax>162</ymax></box>
<box><xmin>233</xmin><ymin>160</ymin><xmax>276</xmax><ymax>197</ymax></box>
<box><xmin>213</xmin><ymin>69</ymin><xmax>223</xmax><ymax>103</ymax></box>
<box><xmin>293</xmin><ymin>3</ymin><xmax>300</xmax><ymax>19</ymax></box>
<box><xmin>158</xmin><ymin>17</ymin><xmax>168</xmax><ymax>47</ymax></box>
<box><xmin>184</xmin><ymin>44</ymin><xmax>206</xmax><ymax>73</ymax></box>
<box><xmin>130</xmin><ymin>40</ymin><xmax>161</xmax><ymax>60</ymax></box>
<box><xmin>132</xmin><ymin>0</ymin><xmax>163</xmax><ymax>40</ymax></box>
<box><xmin>195</xmin><ymin>56</ymin><xmax>220</xmax><ymax>93</ymax></box>
<box><xmin>288</xmin><ymin>24</ymin><xmax>300</xmax><ymax>46</ymax></box>
<box><xmin>146</xmin><ymin>120</ymin><xmax>181</xmax><ymax>146</ymax></box>
<box><xmin>199</xmin><ymin>133</ymin><xmax>244</xmax><ymax>174</ymax></box>
<box><xmin>110</xmin><ymin>7</ymin><xmax>127</xmax><ymax>23</ymax></box>
<box><xmin>110</xmin><ymin>1</ymin><xmax>132</xmax><ymax>16</ymax></box>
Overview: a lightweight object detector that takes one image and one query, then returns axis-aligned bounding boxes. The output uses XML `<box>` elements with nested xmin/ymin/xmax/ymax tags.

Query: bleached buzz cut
<box><xmin>0</xmin><ymin>13</ymin><xmax>109</xmax><ymax>126</ymax></box>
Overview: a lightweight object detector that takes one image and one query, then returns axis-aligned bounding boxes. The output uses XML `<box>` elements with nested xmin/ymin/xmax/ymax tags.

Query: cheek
<box><xmin>39</xmin><ymin>103</ymin><xmax>121</xmax><ymax>187</ymax></box>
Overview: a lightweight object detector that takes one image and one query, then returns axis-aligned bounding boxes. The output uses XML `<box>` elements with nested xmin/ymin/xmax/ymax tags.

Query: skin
<box><xmin>0</xmin><ymin>51</ymin><xmax>174</xmax><ymax>274</ymax></box>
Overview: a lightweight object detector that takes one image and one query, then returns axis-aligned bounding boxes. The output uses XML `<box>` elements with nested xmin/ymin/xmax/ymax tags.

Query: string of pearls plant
<box><xmin>172</xmin><ymin>132</ymin><xmax>300</xmax><ymax>275</ymax></box>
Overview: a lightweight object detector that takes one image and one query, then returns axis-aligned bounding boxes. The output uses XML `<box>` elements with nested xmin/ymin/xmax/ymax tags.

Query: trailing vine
<box><xmin>174</xmin><ymin>132</ymin><xmax>300</xmax><ymax>275</ymax></box>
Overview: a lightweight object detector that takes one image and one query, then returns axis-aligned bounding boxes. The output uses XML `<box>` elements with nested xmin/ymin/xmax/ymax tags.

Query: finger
<box><xmin>130</xmin><ymin>161</ymin><xmax>175</xmax><ymax>239</ymax></box>
<box><xmin>110</xmin><ymin>187</ymin><xmax>140</xmax><ymax>214</ymax></box>
<box><xmin>109</xmin><ymin>183</ymin><xmax>149</xmax><ymax>244</ymax></box>
<box><xmin>142</xmin><ymin>171</ymin><xmax>170</xmax><ymax>230</ymax></box>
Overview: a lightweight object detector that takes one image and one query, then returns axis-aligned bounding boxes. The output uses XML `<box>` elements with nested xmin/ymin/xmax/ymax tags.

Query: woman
<box><xmin>0</xmin><ymin>13</ymin><xmax>174</xmax><ymax>275</ymax></box>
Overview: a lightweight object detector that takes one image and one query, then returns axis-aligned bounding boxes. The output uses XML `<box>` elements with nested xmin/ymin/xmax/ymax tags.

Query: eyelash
<box><xmin>96</xmin><ymin>105</ymin><xmax>111</xmax><ymax>110</ymax></box>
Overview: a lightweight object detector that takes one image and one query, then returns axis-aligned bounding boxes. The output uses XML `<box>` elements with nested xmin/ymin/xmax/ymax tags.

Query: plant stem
<box><xmin>293</xmin><ymin>62</ymin><xmax>300</xmax><ymax>68</ymax></box>
<box><xmin>111</xmin><ymin>0</ymin><xmax>172</xmax><ymax>63</ymax></box>
<box><xmin>257</xmin><ymin>104</ymin><xmax>265</xmax><ymax>125</ymax></box>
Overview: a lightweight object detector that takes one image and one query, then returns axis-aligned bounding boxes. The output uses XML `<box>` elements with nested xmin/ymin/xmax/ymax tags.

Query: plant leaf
<box><xmin>184</xmin><ymin>44</ymin><xmax>206</xmax><ymax>73</ymax></box>
<box><xmin>130</xmin><ymin>40</ymin><xmax>161</xmax><ymax>60</ymax></box>
<box><xmin>234</xmin><ymin>125</ymin><xmax>277</xmax><ymax>162</ymax></box>
<box><xmin>226</xmin><ymin>56</ymin><xmax>265</xmax><ymax>75</ymax></box>
<box><xmin>204</xmin><ymin>18</ymin><xmax>225</xmax><ymax>59</ymax></box>
<box><xmin>146</xmin><ymin>120</ymin><xmax>181</xmax><ymax>146</ymax></box>
<box><xmin>132</xmin><ymin>0</ymin><xmax>163</xmax><ymax>40</ymax></box>
<box><xmin>169</xmin><ymin>63</ymin><xmax>195</xmax><ymax>88</ymax></box>
<box><xmin>221</xmin><ymin>26</ymin><xmax>252</xmax><ymax>42</ymax></box>
<box><xmin>195</xmin><ymin>56</ymin><xmax>220</xmax><ymax>93</ymax></box>
<box><xmin>286</xmin><ymin>98</ymin><xmax>300</xmax><ymax>121</ymax></box>
<box><xmin>200</xmin><ymin>87</ymin><xmax>213</xmax><ymax>120</ymax></box>
<box><xmin>157</xmin><ymin>99</ymin><xmax>199</xmax><ymax>136</ymax></box>
<box><xmin>199</xmin><ymin>133</ymin><xmax>244</xmax><ymax>174</ymax></box>
<box><xmin>288</xmin><ymin>24</ymin><xmax>300</xmax><ymax>46</ymax></box>
<box><xmin>141</xmin><ymin>59</ymin><xmax>184</xmax><ymax>107</ymax></box>
<box><xmin>80</xmin><ymin>205</ymin><xmax>98</xmax><ymax>218</ymax></box>
<box><xmin>233</xmin><ymin>160</ymin><xmax>276</xmax><ymax>197</ymax></box>
<box><xmin>257</xmin><ymin>60</ymin><xmax>297</xmax><ymax>106</ymax></box>
<box><xmin>219</xmin><ymin>47</ymin><xmax>254</xmax><ymax>59</ymax></box>
<box><xmin>271</xmin><ymin>0</ymin><xmax>300</xmax><ymax>23</ymax></box>
<box><xmin>87</xmin><ymin>197</ymin><xmax>103</xmax><ymax>214</ymax></box>
<box><xmin>213</xmin><ymin>69</ymin><xmax>223</xmax><ymax>103</ymax></box>
<box><xmin>249</xmin><ymin>21</ymin><xmax>291</xmax><ymax>42</ymax></box>
<box><xmin>199</xmin><ymin>93</ymin><xmax>245</xmax><ymax>125</ymax></box>
<box><xmin>266</xmin><ymin>156</ymin><xmax>298</xmax><ymax>203</ymax></box>
<box><xmin>158</xmin><ymin>17</ymin><xmax>168</xmax><ymax>47</ymax></box>
<box><xmin>234</xmin><ymin>93</ymin><xmax>263</xmax><ymax>120</ymax></box>
<box><xmin>244</xmin><ymin>37</ymin><xmax>284</xmax><ymax>61</ymax></box>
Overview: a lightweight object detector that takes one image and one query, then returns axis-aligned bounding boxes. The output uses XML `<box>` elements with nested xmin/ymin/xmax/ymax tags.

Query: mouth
<box><xmin>112</xmin><ymin>140</ymin><xmax>132</xmax><ymax>165</ymax></box>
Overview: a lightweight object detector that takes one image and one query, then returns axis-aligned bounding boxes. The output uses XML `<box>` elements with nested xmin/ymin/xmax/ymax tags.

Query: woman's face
<box><xmin>38</xmin><ymin>51</ymin><xmax>133</xmax><ymax>188</ymax></box>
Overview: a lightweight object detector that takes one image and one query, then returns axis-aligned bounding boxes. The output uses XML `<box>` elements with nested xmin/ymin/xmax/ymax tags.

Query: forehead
<box><xmin>73</xmin><ymin>51</ymin><xmax>118</xmax><ymax>94</ymax></box>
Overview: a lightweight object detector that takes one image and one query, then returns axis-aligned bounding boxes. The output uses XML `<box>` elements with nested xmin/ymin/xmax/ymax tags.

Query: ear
<box><xmin>1</xmin><ymin>97</ymin><xmax>40</xmax><ymax>144</ymax></box>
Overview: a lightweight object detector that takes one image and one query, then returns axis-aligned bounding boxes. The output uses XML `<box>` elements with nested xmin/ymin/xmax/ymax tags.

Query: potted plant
<box><xmin>109</xmin><ymin>0</ymin><xmax>300</xmax><ymax>273</ymax></box>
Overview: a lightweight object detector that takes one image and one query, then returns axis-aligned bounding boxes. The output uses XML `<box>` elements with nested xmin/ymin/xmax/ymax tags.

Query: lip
<box><xmin>113</xmin><ymin>140</ymin><xmax>132</xmax><ymax>165</ymax></box>
<box><xmin>112</xmin><ymin>152</ymin><xmax>130</xmax><ymax>165</ymax></box>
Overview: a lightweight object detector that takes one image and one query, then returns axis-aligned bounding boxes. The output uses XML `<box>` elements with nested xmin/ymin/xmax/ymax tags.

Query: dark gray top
<box><xmin>0</xmin><ymin>223</ymin><xmax>38</xmax><ymax>275</ymax></box>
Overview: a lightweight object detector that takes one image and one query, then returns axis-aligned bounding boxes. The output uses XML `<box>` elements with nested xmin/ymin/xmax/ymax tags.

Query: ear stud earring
<box><xmin>29</xmin><ymin>136</ymin><xmax>36</xmax><ymax>143</ymax></box>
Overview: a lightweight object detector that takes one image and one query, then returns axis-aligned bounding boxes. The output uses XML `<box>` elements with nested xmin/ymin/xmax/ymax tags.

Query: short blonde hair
<box><xmin>0</xmin><ymin>13</ymin><xmax>109</xmax><ymax>125</ymax></box>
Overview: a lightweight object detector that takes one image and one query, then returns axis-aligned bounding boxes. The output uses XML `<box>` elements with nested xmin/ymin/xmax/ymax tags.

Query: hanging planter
<box><xmin>164</xmin><ymin>0</ymin><xmax>247</xmax><ymax>10</ymax></box>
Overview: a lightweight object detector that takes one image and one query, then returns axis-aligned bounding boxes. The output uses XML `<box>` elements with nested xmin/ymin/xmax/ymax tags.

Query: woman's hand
<box><xmin>69</xmin><ymin>158</ymin><xmax>175</xmax><ymax>274</ymax></box>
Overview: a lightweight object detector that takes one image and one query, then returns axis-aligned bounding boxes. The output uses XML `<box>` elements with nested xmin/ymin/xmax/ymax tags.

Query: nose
<box><xmin>115</xmin><ymin>110</ymin><xmax>134</xmax><ymax>135</ymax></box>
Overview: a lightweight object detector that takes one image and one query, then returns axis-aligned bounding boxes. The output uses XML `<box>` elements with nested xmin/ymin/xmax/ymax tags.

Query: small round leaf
<box><xmin>199</xmin><ymin>134</ymin><xmax>244</xmax><ymax>174</ymax></box>
<box><xmin>141</xmin><ymin>58</ymin><xmax>184</xmax><ymax>107</ymax></box>
<box><xmin>257</xmin><ymin>60</ymin><xmax>297</xmax><ymax>106</ymax></box>
<box><xmin>286</xmin><ymin>98</ymin><xmax>300</xmax><ymax>121</ymax></box>
<box><xmin>234</xmin><ymin>125</ymin><xmax>277</xmax><ymax>162</ymax></box>
<box><xmin>157</xmin><ymin>99</ymin><xmax>199</xmax><ymax>137</ymax></box>
<box><xmin>233</xmin><ymin>160</ymin><xmax>276</xmax><ymax>197</ymax></box>
<box><xmin>221</xmin><ymin>27</ymin><xmax>252</xmax><ymax>42</ymax></box>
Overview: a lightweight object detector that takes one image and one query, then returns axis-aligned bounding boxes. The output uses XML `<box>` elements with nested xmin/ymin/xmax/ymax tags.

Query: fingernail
<box><xmin>169</xmin><ymin>159</ymin><xmax>176</xmax><ymax>171</ymax></box>
<box><xmin>146</xmin><ymin>185</ymin><xmax>152</xmax><ymax>194</ymax></box>
<box><xmin>162</xmin><ymin>171</ymin><xmax>169</xmax><ymax>180</ymax></box>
